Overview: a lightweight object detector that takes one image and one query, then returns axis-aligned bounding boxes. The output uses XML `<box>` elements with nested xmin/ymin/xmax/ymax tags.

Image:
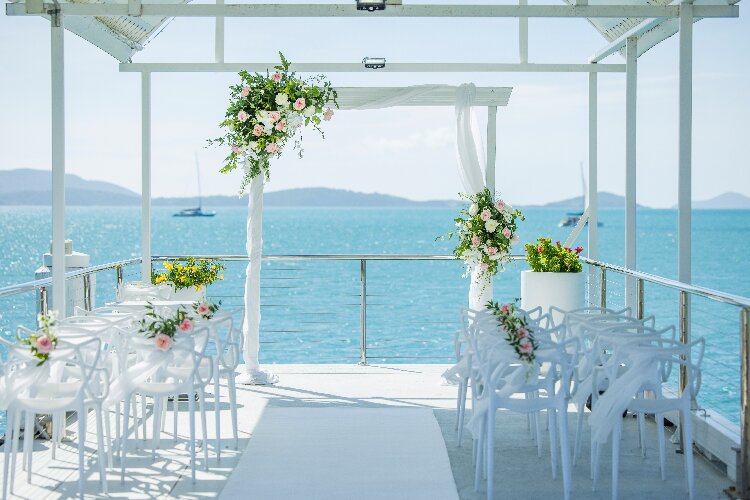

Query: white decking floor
<box><xmin>0</xmin><ymin>364</ymin><xmax>734</xmax><ymax>499</ymax></box>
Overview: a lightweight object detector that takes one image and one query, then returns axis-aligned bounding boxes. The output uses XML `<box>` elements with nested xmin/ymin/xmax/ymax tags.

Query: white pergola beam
<box><xmin>589</xmin><ymin>17</ymin><xmax>665</xmax><ymax>63</ymax></box>
<box><xmin>624</xmin><ymin>36</ymin><xmax>637</xmax><ymax>308</ymax></box>
<box><xmin>119</xmin><ymin>62</ymin><xmax>625</xmax><ymax>73</ymax></box>
<box><xmin>51</xmin><ymin>16</ymin><xmax>66</xmax><ymax>317</ymax></box>
<box><xmin>6</xmin><ymin>3</ymin><xmax>739</xmax><ymax>18</ymax></box>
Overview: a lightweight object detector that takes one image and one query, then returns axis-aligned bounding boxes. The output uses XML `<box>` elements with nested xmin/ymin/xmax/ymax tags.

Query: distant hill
<box><xmin>529</xmin><ymin>192</ymin><xmax>648</xmax><ymax>209</ymax></box>
<box><xmin>691</xmin><ymin>192</ymin><xmax>750</xmax><ymax>209</ymax></box>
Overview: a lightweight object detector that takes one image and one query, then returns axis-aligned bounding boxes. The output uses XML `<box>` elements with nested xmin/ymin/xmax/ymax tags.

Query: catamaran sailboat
<box><xmin>174</xmin><ymin>154</ymin><xmax>216</xmax><ymax>217</ymax></box>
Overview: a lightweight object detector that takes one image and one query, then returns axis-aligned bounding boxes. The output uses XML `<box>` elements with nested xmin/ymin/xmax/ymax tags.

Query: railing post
<box><xmin>82</xmin><ymin>273</ymin><xmax>92</xmax><ymax>311</ymax></box>
<box><xmin>116</xmin><ymin>266</ymin><xmax>123</xmax><ymax>288</ymax></box>
<box><xmin>39</xmin><ymin>286</ymin><xmax>49</xmax><ymax>317</ymax></box>
<box><xmin>636</xmin><ymin>278</ymin><xmax>644</xmax><ymax>320</ymax></box>
<box><xmin>599</xmin><ymin>267</ymin><xmax>607</xmax><ymax>310</ymax></box>
<box><xmin>740</xmin><ymin>307</ymin><xmax>750</xmax><ymax>497</ymax></box>
<box><xmin>679</xmin><ymin>290</ymin><xmax>690</xmax><ymax>393</ymax></box>
<box><xmin>359</xmin><ymin>259</ymin><xmax>367</xmax><ymax>365</ymax></box>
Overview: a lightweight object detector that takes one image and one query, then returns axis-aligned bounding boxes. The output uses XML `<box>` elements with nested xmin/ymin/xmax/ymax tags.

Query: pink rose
<box><xmin>500</xmin><ymin>303</ymin><xmax>511</xmax><ymax>314</ymax></box>
<box><xmin>197</xmin><ymin>303</ymin><xmax>210</xmax><ymax>316</ymax></box>
<box><xmin>35</xmin><ymin>335</ymin><xmax>53</xmax><ymax>354</ymax></box>
<box><xmin>480</xmin><ymin>209</ymin><xmax>492</xmax><ymax>221</ymax></box>
<box><xmin>519</xmin><ymin>337</ymin><xmax>533</xmax><ymax>354</ymax></box>
<box><xmin>275</xmin><ymin>120</ymin><xmax>287</xmax><ymax>132</ymax></box>
<box><xmin>516</xmin><ymin>327</ymin><xmax>528</xmax><ymax>338</ymax></box>
<box><xmin>268</xmin><ymin>111</ymin><xmax>281</xmax><ymax>122</ymax></box>
<box><xmin>293</xmin><ymin>98</ymin><xmax>306</xmax><ymax>111</ymax></box>
<box><xmin>253</xmin><ymin>124</ymin><xmax>264</xmax><ymax>137</ymax></box>
<box><xmin>502</xmin><ymin>227</ymin><xmax>512</xmax><ymax>239</ymax></box>
<box><xmin>471</xmin><ymin>235</ymin><xmax>481</xmax><ymax>247</ymax></box>
<box><xmin>480</xmin><ymin>263</ymin><xmax>489</xmax><ymax>272</ymax></box>
<box><xmin>486</xmin><ymin>246</ymin><xmax>498</xmax><ymax>255</ymax></box>
<box><xmin>237</xmin><ymin>110</ymin><xmax>249</xmax><ymax>122</ymax></box>
<box><xmin>231</xmin><ymin>145</ymin><xmax>241</xmax><ymax>154</ymax></box>
<box><xmin>272</xmin><ymin>72</ymin><xmax>283</xmax><ymax>82</ymax></box>
<box><xmin>495</xmin><ymin>199</ymin><xmax>506</xmax><ymax>211</ymax></box>
<box><xmin>240</xmin><ymin>87</ymin><xmax>250</xmax><ymax>97</ymax></box>
<box><xmin>265</xmin><ymin>142</ymin><xmax>279</xmax><ymax>154</ymax></box>
<box><xmin>154</xmin><ymin>333</ymin><xmax>172</xmax><ymax>351</ymax></box>
<box><xmin>323</xmin><ymin>108</ymin><xmax>334</xmax><ymax>121</ymax></box>
<box><xmin>178</xmin><ymin>319</ymin><xmax>193</xmax><ymax>333</ymax></box>
<box><xmin>537</xmin><ymin>246</ymin><xmax>543</xmax><ymax>253</ymax></box>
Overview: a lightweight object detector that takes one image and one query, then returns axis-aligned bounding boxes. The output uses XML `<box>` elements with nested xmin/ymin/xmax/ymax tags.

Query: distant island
<box><xmin>2</xmin><ymin>168</ymin><xmax>749</xmax><ymax>209</ymax></box>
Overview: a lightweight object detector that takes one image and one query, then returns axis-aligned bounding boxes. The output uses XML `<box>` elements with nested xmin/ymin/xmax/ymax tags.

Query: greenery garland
<box><xmin>486</xmin><ymin>300</ymin><xmax>538</xmax><ymax>364</ymax></box>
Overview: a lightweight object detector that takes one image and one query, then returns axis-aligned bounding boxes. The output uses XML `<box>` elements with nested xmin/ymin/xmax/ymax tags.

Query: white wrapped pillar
<box><xmin>237</xmin><ymin>173</ymin><xmax>277</xmax><ymax>385</ymax></box>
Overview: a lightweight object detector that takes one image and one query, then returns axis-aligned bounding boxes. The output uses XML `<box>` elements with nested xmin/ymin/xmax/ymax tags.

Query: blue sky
<box><xmin>1</xmin><ymin>2</ymin><xmax>748</xmax><ymax>207</ymax></box>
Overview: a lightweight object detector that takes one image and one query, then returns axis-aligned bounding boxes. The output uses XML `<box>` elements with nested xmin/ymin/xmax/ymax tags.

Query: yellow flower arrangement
<box><xmin>151</xmin><ymin>257</ymin><xmax>226</xmax><ymax>291</ymax></box>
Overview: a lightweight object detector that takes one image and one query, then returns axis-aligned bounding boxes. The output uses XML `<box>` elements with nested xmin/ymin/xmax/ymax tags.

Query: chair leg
<box><xmin>173</xmin><ymin>395</ymin><xmax>179</xmax><ymax>443</ymax></box>
<box><xmin>638</xmin><ymin>411</ymin><xmax>646</xmax><ymax>457</ymax></box>
<box><xmin>683</xmin><ymin>409</ymin><xmax>695</xmax><ymax>499</ymax></box>
<box><xmin>558</xmin><ymin>407</ymin><xmax>572</xmax><ymax>500</ymax></box>
<box><xmin>3</xmin><ymin>408</ymin><xmax>15</xmax><ymax>498</ymax></box>
<box><xmin>486</xmin><ymin>407</ymin><xmax>495</xmax><ymax>500</ymax></box>
<box><xmin>120</xmin><ymin>396</ymin><xmax>131</xmax><ymax>484</ymax></box>
<box><xmin>198</xmin><ymin>387</ymin><xmax>209</xmax><ymax>470</ymax></box>
<box><xmin>592</xmin><ymin>442</ymin><xmax>600</xmax><ymax>490</ymax></box>
<box><xmin>151</xmin><ymin>396</ymin><xmax>163</xmax><ymax>461</ymax></box>
<box><xmin>188</xmin><ymin>391</ymin><xmax>197</xmax><ymax>483</ymax></box>
<box><xmin>457</xmin><ymin>378</ymin><xmax>468</xmax><ymax>447</ymax></box>
<box><xmin>95</xmin><ymin>407</ymin><xmax>108</xmax><ymax>494</ymax></box>
<box><xmin>657</xmin><ymin>413</ymin><xmax>666</xmax><ymax>480</ymax></box>
<box><xmin>573</xmin><ymin>403</ymin><xmax>585</xmax><ymax>466</ymax></box>
<box><xmin>474</xmin><ymin>418</ymin><xmax>485</xmax><ymax>493</ymax></box>
<box><xmin>214</xmin><ymin>373</ymin><xmax>222</xmax><ymax>461</ymax></box>
<box><xmin>228</xmin><ymin>374</ymin><xmax>239</xmax><ymax>450</ymax></box>
<box><xmin>9</xmin><ymin>410</ymin><xmax>21</xmax><ymax>494</ymax></box>
<box><xmin>77</xmin><ymin>406</ymin><xmax>86</xmax><ymax>499</ymax></box>
<box><xmin>548</xmin><ymin>410</ymin><xmax>559</xmax><ymax>480</ymax></box>
<box><xmin>23</xmin><ymin>411</ymin><xmax>33</xmax><ymax>483</ymax></box>
<box><xmin>612</xmin><ymin>420</ymin><xmax>622</xmax><ymax>500</ymax></box>
<box><xmin>140</xmin><ymin>394</ymin><xmax>148</xmax><ymax>443</ymax></box>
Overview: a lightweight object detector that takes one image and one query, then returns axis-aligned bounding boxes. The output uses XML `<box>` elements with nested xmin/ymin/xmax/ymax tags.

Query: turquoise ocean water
<box><xmin>0</xmin><ymin>206</ymin><xmax>748</xmax><ymax>433</ymax></box>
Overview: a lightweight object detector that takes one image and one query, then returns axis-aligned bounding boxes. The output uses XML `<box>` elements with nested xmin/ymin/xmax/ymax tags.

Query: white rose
<box><xmin>484</xmin><ymin>219</ymin><xmax>500</xmax><ymax>233</ymax></box>
<box><xmin>263</xmin><ymin>124</ymin><xmax>274</xmax><ymax>134</ymax></box>
<box><xmin>303</xmin><ymin>106</ymin><xmax>316</xmax><ymax>118</ymax></box>
<box><xmin>275</xmin><ymin>93</ymin><xmax>289</xmax><ymax>106</ymax></box>
<box><xmin>489</xmin><ymin>253</ymin><xmax>502</xmax><ymax>261</ymax></box>
<box><xmin>287</xmin><ymin>114</ymin><xmax>303</xmax><ymax>129</ymax></box>
<box><xmin>469</xmin><ymin>203</ymin><xmax>479</xmax><ymax>216</ymax></box>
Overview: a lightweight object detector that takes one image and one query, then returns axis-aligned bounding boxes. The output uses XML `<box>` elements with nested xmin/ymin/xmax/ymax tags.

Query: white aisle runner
<box><xmin>219</xmin><ymin>407</ymin><xmax>459</xmax><ymax>500</ymax></box>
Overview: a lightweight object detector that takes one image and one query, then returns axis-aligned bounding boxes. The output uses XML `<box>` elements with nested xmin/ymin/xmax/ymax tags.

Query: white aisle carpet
<box><xmin>219</xmin><ymin>407</ymin><xmax>460</xmax><ymax>500</ymax></box>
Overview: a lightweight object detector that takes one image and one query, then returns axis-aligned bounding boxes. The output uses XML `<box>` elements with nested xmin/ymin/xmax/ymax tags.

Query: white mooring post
<box><xmin>51</xmin><ymin>14</ymin><xmax>66</xmax><ymax>318</ymax></box>
<box><xmin>588</xmin><ymin>70</ymin><xmax>599</xmax><ymax>306</ymax></box>
<box><xmin>624</xmin><ymin>36</ymin><xmax>638</xmax><ymax>310</ymax></box>
<box><xmin>486</xmin><ymin>106</ymin><xmax>498</xmax><ymax>195</ymax></box>
<box><xmin>141</xmin><ymin>72</ymin><xmax>152</xmax><ymax>281</ymax></box>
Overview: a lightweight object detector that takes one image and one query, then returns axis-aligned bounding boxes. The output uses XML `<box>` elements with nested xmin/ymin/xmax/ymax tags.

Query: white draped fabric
<box><xmin>455</xmin><ymin>83</ymin><xmax>492</xmax><ymax>310</ymax></box>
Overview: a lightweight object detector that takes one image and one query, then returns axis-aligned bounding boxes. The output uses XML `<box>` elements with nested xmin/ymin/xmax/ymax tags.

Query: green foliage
<box><xmin>524</xmin><ymin>237</ymin><xmax>583</xmax><ymax>273</ymax></box>
<box><xmin>151</xmin><ymin>257</ymin><xmax>225</xmax><ymax>291</ymax></box>
<box><xmin>137</xmin><ymin>303</ymin><xmax>192</xmax><ymax>340</ymax></box>
<box><xmin>486</xmin><ymin>300</ymin><xmax>538</xmax><ymax>364</ymax></box>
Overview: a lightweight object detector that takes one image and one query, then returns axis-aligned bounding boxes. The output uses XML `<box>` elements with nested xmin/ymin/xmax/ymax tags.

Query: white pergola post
<box><xmin>51</xmin><ymin>15</ymin><xmax>66</xmax><ymax>317</ymax></box>
<box><xmin>141</xmin><ymin>72</ymin><xmax>152</xmax><ymax>281</ymax></box>
<box><xmin>588</xmin><ymin>70</ymin><xmax>598</xmax><ymax>305</ymax></box>
<box><xmin>486</xmin><ymin>106</ymin><xmax>497</xmax><ymax>195</ymax></box>
<box><xmin>678</xmin><ymin>1</ymin><xmax>693</xmax><ymax>286</ymax></box>
<box><xmin>215</xmin><ymin>0</ymin><xmax>224</xmax><ymax>63</ymax></box>
<box><xmin>624</xmin><ymin>36</ymin><xmax>638</xmax><ymax>309</ymax></box>
<box><xmin>518</xmin><ymin>0</ymin><xmax>529</xmax><ymax>63</ymax></box>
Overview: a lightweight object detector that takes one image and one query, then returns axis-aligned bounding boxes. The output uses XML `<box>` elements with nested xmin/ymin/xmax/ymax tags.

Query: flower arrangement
<box><xmin>18</xmin><ymin>311</ymin><xmax>59</xmax><ymax>366</ymax></box>
<box><xmin>151</xmin><ymin>257</ymin><xmax>225</xmax><ymax>291</ymax></box>
<box><xmin>193</xmin><ymin>300</ymin><xmax>221</xmax><ymax>320</ymax></box>
<box><xmin>137</xmin><ymin>303</ymin><xmax>195</xmax><ymax>352</ymax></box>
<box><xmin>208</xmin><ymin>52</ymin><xmax>338</xmax><ymax>194</ymax></box>
<box><xmin>525</xmin><ymin>238</ymin><xmax>583</xmax><ymax>273</ymax></box>
<box><xmin>486</xmin><ymin>300</ymin><xmax>538</xmax><ymax>365</ymax></box>
<box><xmin>443</xmin><ymin>187</ymin><xmax>524</xmax><ymax>280</ymax></box>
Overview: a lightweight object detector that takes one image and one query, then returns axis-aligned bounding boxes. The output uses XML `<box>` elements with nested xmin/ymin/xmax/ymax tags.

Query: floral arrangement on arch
<box><xmin>486</xmin><ymin>300</ymin><xmax>538</xmax><ymax>365</ymax></box>
<box><xmin>152</xmin><ymin>257</ymin><xmax>225</xmax><ymax>291</ymax></box>
<box><xmin>525</xmin><ymin>237</ymin><xmax>583</xmax><ymax>273</ymax></box>
<box><xmin>444</xmin><ymin>187</ymin><xmax>524</xmax><ymax>280</ymax></box>
<box><xmin>208</xmin><ymin>52</ymin><xmax>338</xmax><ymax>194</ymax></box>
<box><xmin>18</xmin><ymin>311</ymin><xmax>59</xmax><ymax>366</ymax></box>
<box><xmin>137</xmin><ymin>304</ymin><xmax>195</xmax><ymax>352</ymax></box>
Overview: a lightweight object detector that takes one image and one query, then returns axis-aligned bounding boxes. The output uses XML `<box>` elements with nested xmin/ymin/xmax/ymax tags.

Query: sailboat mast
<box><xmin>195</xmin><ymin>153</ymin><xmax>203</xmax><ymax>209</ymax></box>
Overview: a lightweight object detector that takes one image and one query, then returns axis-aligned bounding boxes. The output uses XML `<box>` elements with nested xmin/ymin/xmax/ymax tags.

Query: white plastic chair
<box><xmin>1</xmin><ymin>336</ymin><xmax>108</xmax><ymax>499</ymax></box>
<box><xmin>589</xmin><ymin>337</ymin><xmax>705</xmax><ymax>499</ymax></box>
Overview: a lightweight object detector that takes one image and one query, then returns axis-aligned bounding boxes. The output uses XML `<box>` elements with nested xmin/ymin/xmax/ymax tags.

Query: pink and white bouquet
<box><xmin>486</xmin><ymin>300</ymin><xmax>538</xmax><ymax>365</ymax></box>
<box><xmin>192</xmin><ymin>300</ymin><xmax>221</xmax><ymax>320</ymax></box>
<box><xmin>444</xmin><ymin>187</ymin><xmax>524</xmax><ymax>280</ymax></box>
<box><xmin>137</xmin><ymin>303</ymin><xmax>195</xmax><ymax>352</ymax></box>
<box><xmin>18</xmin><ymin>310</ymin><xmax>59</xmax><ymax>366</ymax></box>
<box><xmin>209</xmin><ymin>52</ymin><xmax>338</xmax><ymax>194</ymax></box>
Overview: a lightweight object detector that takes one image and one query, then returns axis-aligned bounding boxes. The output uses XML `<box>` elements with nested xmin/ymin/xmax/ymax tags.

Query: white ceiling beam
<box><xmin>589</xmin><ymin>17</ymin><xmax>665</xmax><ymax>63</ymax></box>
<box><xmin>118</xmin><ymin>62</ymin><xmax>625</xmax><ymax>73</ymax></box>
<box><xmin>5</xmin><ymin>2</ymin><xmax>739</xmax><ymax>19</ymax></box>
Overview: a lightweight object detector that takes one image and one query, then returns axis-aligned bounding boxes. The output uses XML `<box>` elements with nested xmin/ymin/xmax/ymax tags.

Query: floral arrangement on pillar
<box><xmin>209</xmin><ymin>52</ymin><xmax>338</xmax><ymax>194</ymax></box>
<box><xmin>443</xmin><ymin>187</ymin><xmax>524</xmax><ymax>281</ymax></box>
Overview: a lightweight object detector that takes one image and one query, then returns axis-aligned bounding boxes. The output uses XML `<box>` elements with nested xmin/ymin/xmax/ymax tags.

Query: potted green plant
<box><xmin>521</xmin><ymin>238</ymin><xmax>585</xmax><ymax>320</ymax></box>
<box><xmin>151</xmin><ymin>257</ymin><xmax>225</xmax><ymax>301</ymax></box>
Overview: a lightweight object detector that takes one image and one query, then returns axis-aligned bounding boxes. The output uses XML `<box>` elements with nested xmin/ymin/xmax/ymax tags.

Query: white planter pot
<box><xmin>521</xmin><ymin>270</ymin><xmax>585</xmax><ymax>323</ymax></box>
<box><xmin>170</xmin><ymin>286</ymin><xmax>206</xmax><ymax>302</ymax></box>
